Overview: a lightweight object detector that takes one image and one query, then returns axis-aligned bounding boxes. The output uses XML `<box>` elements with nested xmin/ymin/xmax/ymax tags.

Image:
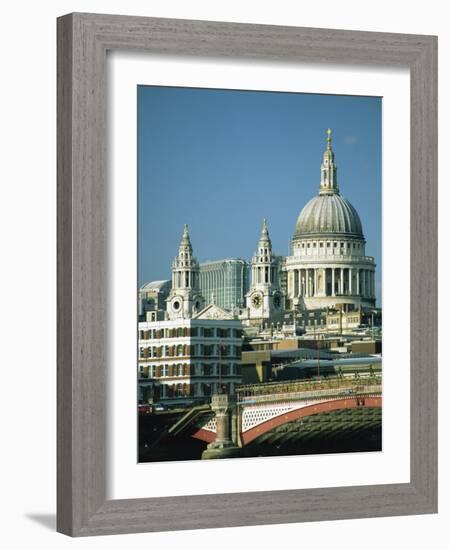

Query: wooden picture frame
<box><xmin>57</xmin><ymin>12</ymin><xmax>438</xmax><ymax>536</ymax></box>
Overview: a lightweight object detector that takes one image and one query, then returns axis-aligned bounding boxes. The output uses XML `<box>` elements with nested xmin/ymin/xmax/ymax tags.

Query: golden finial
<box><xmin>261</xmin><ymin>218</ymin><xmax>269</xmax><ymax>236</ymax></box>
<box><xmin>326</xmin><ymin>128</ymin><xmax>332</xmax><ymax>146</ymax></box>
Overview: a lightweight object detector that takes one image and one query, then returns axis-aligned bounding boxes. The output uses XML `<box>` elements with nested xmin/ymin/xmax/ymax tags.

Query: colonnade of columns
<box><xmin>288</xmin><ymin>267</ymin><xmax>375</xmax><ymax>299</ymax></box>
<box><xmin>172</xmin><ymin>269</ymin><xmax>199</xmax><ymax>289</ymax></box>
<box><xmin>252</xmin><ymin>264</ymin><xmax>274</xmax><ymax>285</ymax></box>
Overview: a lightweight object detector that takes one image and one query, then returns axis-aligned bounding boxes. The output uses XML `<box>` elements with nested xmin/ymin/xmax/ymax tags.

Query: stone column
<box><xmin>349</xmin><ymin>268</ymin><xmax>353</xmax><ymax>295</ymax></box>
<box><xmin>298</xmin><ymin>269</ymin><xmax>302</xmax><ymax>297</ymax></box>
<box><xmin>305</xmin><ymin>269</ymin><xmax>309</xmax><ymax>297</ymax></box>
<box><xmin>202</xmin><ymin>394</ymin><xmax>241</xmax><ymax>459</ymax></box>
<box><xmin>356</xmin><ymin>269</ymin><xmax>360</xmax><ymax>295</ymax></box>
<box><xmin>331</xmin><ymin>268</ymin><xmax>335</xmax><ymax>296</ymax></box>
<box><xmin>314</xmin><ymin>269</ymin><xmax>317</xmax><ymax>296</ymax></box>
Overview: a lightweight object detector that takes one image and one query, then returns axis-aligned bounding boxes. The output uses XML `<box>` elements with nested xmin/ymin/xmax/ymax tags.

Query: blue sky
<box><xmin>138</xmin><ymin>86</ymin><xmax>382</xmax><ymax>304</ymax></box>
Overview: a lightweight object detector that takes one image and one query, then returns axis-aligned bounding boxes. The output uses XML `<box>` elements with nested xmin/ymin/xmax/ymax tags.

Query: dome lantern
<box><xmin>319</xmin><ymin>128</ymin><xmax>339</xmax><ymax>196</ymax></box>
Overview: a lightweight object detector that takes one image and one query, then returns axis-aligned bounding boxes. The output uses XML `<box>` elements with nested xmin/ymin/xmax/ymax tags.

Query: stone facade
<box><xmin>166</xmin><ymin>224</ymin><xmax>205</xmax><ymax>319</ymax></box>
<box><xmin>139</xmin><ymin>227</ymin><xmax>244</xmax><ymax>405</ymax></box>
<box><xmin>241</xmin><ymin>130</ymin><xmax>377</xmax><ymax>325</ymax></box>
<box><xmin>284</xmin><ymin>130</ymin><xmax>376</xmax><ymax>311</ymax></box>
<box><xmin>245</xmin><ymin>219</ymin><xmax>285</xmax><ymax>321</ymax></box>
<box><xmin>138</xmin><ymin>310</ymin><xmax>243</xmax><ymax>404</ymax></box>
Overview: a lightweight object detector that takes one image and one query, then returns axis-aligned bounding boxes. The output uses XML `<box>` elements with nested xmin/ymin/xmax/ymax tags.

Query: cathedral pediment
<box><xmin>193</xmin><ymin>303</ymin><xmax>234</xmax><ymax>320</ymax></box>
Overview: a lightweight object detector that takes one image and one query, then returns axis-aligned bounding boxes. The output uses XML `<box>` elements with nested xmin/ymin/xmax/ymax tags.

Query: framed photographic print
<box><xmin>136</xmin><ymin>87</ymin><xmax>383</xmax><ymax>463</ymax></box>
<box><xmin>57</xmin><ymin>13</ymin><xmax>437</xmax><ymax>536</ymax></box>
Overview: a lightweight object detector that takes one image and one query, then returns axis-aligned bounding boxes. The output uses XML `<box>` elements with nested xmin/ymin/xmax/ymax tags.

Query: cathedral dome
<box><xmin>294</xmin><ymin>193</ymin><xmax>364</xmax><ymax>239</ymax></box>
<box><xmin>294</xmin><ymin>128</ymin><xmax>364</xmax><ymax>240</ymax></box>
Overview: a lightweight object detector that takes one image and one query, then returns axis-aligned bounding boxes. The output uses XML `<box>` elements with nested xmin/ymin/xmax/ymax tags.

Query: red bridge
<box><xmin>169</xmin><ymin>375</ymin><xmax>382</xmax><ymax>458</ymax></box>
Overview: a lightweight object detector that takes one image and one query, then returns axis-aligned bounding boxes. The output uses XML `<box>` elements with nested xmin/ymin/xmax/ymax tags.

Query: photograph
<box><xmin>137</xmin><ymin>86</ymin><xmax>382</xmax><ymax>462</ymax></box>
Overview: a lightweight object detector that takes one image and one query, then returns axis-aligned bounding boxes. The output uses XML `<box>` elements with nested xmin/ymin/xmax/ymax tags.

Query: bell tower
<box><xmin>319</xmin><ymin>128</ymin><xmax>339</xmax><ymax>195</ymax></box>
<box><xmin>245</xmin><ymin>219</ymin><xmax>284</xmax><ymax>320</ymax></box>
<box><xmin>166</xmin><ymin>225</ymin><xmax>205</xmax><ymax>319</ymax></box>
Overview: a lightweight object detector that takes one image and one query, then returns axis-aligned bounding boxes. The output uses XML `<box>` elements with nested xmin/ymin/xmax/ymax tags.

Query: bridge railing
<box><xmin>236</xmin><ymin>375</ymin><xmax>382</xmax><ymax>404</ymax></box>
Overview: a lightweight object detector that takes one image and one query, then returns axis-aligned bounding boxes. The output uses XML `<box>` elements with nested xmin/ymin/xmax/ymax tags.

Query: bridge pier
<box><xmin>202</xmin><ymin>394</ymin><xmax>241</xmax><ymax>460</ymax></box>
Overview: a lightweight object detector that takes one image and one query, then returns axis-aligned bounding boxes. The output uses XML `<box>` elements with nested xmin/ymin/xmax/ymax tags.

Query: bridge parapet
<box><xmin>236</xmin><ymin>375</ymin><xmax>381</xmax><ymax>404</ymax></box>
<box><xmin>237</xmin><ymin>384</ymin><xmax>381</xmax><ymax>406</ymax></box>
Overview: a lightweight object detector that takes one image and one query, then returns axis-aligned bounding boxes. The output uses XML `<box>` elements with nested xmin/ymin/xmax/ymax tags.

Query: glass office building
<box><xmin>199</xmin><ymin>259</ymin><xmax>250</xmax><ymax>310</ymax></box>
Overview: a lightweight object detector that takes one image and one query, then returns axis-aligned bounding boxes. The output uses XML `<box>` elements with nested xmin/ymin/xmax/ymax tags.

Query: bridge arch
<box><xmin>241</xmin><ymin>396</ymin><xmax>381</xmax><ymax>446</ymax></box>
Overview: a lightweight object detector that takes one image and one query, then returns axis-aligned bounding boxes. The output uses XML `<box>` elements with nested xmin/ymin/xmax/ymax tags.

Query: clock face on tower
<box><xmin>251</xmin><ymin>293</ymin><xmax>262</xmax><ymax>309</ymax></box>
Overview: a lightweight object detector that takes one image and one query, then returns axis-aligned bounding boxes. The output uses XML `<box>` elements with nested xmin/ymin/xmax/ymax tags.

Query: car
<box><xmin>138</xmin><ymin>404</ymin><xmax>152</xmax><ymax>415</ymax></box>
<box><xmin>152</xmin><ymin>403</ymin><xmax>166</xmax><ymax>412</ymax></box>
